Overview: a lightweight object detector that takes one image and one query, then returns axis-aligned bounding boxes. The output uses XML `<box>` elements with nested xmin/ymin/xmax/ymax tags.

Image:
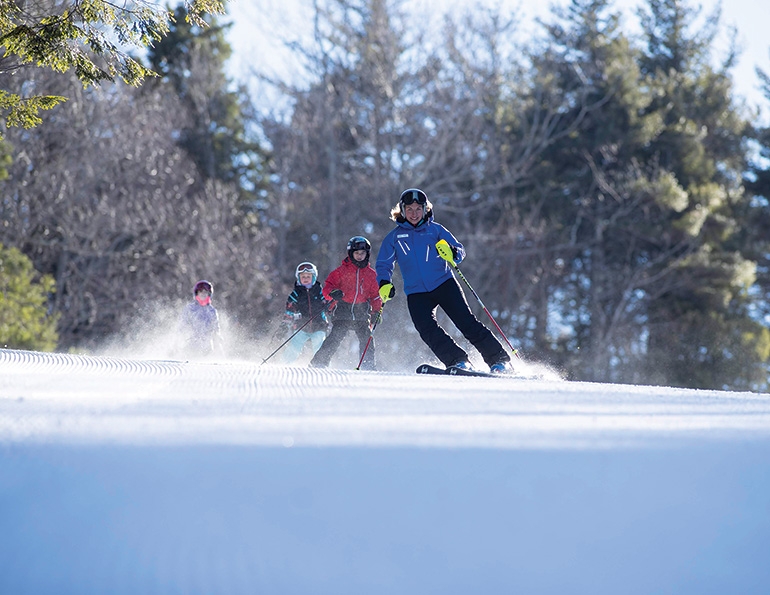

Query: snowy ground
<box><xmin>2</xmin><ymin>348</ymin><xmax>769</xmax><ymax>594</ymax></box>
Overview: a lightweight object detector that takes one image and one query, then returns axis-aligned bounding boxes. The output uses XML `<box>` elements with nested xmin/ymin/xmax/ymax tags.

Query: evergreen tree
<box><xmin>746</xmin><ymin>66</ymin><xmax>770</xmax><ymax>201</ymax></box>
<box><xmin>0</xmin><ymin>243</ymin><xmax>59</xmax><ymax>351</ymax></box>
<box><xmin>0</xmin><ymin>138</ymin><xmax>11</xmax><ymax>180</ymax></box>
<box><xmin>516</xmin><ymin>0</ymin><xmax>763</xmax><ymax>388</ymax></box>
<box><xmin>146</xmin><ymin>4</ymin><xmax>268</xmax><ymax>205</ymax></box>
<box><xmin>740</xmin><ymin>60</ymin><xmax>770</xmax><ymax>387</ymax></box>
<box><xmin>524</xmin><ymin>0</ymin><xmax>666</xmax><ymax>381</ymax></box>
<box><xmin>0</xmin><ymin>0</ymin><xmax>224</xmax><ymax>138</ymax></box>
<box><xmin>636</xmin><ymin>0</ymin><xmax>765</xmax><ymax>389</ymax></box>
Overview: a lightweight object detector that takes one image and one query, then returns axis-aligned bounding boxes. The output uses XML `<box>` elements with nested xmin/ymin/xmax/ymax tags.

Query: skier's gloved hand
<box><xmin>435</xmin><ymin>239</ymin><xmax>458</xmax><ymax>265</ymax></box>
<box><xmin>329</xmin><ymin>289</ymin><xmax>344</xmax><ymax>302</ymax></box>
<box><xmin>378</xmin><ymin>280</ymin><xmax>395</xmax><ymax>302</ymax></box>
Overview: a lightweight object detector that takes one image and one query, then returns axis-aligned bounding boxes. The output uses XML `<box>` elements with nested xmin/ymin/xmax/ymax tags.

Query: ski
<box><xmin>416</xmin><ymin>363</ymin><xmax>545</xmax><ymax>380</ymax></box>
<box><xmin>416</xmin><ymin>363</ymin><xmax>498</xmax><ymax>378</ymax></box>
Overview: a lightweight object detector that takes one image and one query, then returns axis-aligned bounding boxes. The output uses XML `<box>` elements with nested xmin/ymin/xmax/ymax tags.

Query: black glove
<box><xmin>329</xmin><ymin>289</ymin><xmax>344</xmax><ymax>301</ymax></box>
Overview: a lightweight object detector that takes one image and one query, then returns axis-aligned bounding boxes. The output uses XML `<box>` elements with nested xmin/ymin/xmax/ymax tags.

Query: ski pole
<box><xmin>356</xmin><ymin>305</ymin><xmax>384</xmax><ymax>370</ymax></box>
<box><xmin>261</xmin><ymin>301</ymin><xmax>332</xmax><ymax>365</ymax></box>
<box><xmin>436</xmin><ymin>240</ymin><xmax>521</xmax><ymax>360</ymax></box>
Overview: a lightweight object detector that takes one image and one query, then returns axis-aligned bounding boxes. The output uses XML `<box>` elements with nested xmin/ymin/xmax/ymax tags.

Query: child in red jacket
<box><xmin>309</xmin><ymin>236</ymin><xmax>382</xmax><ymax>370</ymax></box>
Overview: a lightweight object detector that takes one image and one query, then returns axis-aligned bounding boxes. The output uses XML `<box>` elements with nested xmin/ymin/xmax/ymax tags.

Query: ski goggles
<box><xmin>400</xmin><ymin>188</ymin><xmax>427</xmax><ymax>206</ymax></box>
<box><xmin>296</xmin><ymin>263</ymin><xmax>316</xmax><ymax>274</ymax></box>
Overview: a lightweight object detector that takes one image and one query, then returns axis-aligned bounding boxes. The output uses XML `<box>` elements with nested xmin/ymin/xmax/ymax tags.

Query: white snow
<box><xmin>2</xmin><ymin>348</ymin><xmax>769</xmax><ymax>593</ymax></box>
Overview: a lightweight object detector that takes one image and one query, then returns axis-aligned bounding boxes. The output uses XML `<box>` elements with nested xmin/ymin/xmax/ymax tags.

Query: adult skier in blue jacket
<box><xmin>376</xmin><ymin>188</ymin><xmax>513</xmax><ymax>374</ymax></box>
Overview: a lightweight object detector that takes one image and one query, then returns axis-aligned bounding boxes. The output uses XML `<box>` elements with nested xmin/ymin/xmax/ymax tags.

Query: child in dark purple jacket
<box><xmin>179</xmin><ymin>280</ymin><xmax>223</xmax><ymax>358</ymax></box>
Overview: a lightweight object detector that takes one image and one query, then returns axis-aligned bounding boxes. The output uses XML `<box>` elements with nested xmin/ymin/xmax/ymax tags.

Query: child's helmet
<box><xmin>193</xmin><ymin>280</ymin><xmax>213</xmax><ymax>296</ymax></box>
<box><xmin>295</xmin><ymin>262</ymin><xmax>318</xmax><ymax>285</ymax></box>
<box><xmin>347</xmin><ymin>236</ymin><xmax>371</xmax><ymax>255</ymax></box>
<box><xmin>347</xmin><ymin>236</ymin><xmax>371</xmax><ymax>267</ymax></box>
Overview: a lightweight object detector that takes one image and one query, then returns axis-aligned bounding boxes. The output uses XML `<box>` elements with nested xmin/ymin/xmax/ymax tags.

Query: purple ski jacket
<box><xmin>179</xmin><ymin>301</ymin><xmax>221</xmax><ymax>353</ymax></box>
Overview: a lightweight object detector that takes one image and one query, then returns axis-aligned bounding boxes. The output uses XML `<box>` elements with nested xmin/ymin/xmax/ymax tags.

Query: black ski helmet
<box><xmin>193</xmin><ymin>280</ymin><xmax>213</xmax><ymax>296</ymax></box>
<box><xmin>347</xmin><ymin>236</ymin><xmax>371</xmax><ymax>268</ymax></box>
<box><xmin>399</xmin><ymin>188</ymin><xmax>429</xmax><ymax>218</ymax></box>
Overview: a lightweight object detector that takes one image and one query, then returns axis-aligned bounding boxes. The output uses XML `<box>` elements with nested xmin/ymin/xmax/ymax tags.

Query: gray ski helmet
<box><xmin>347</xmin><ymin>236</ymin><xmax>371</xmax><ymax>266</ymax></box>
<box><xmin>399</xmin><ymin>188</ymin><xmax>428</xmax><ymax>217</ymax></box>
<box><xmin>295</xmin><ymin>261</ymin><xmax>318</xmax><ymax>285</ymax></box>
<box><xmin>193</xmin><ymin>280</ymin><xmax>213</xmax><ymax>296</ymax></box>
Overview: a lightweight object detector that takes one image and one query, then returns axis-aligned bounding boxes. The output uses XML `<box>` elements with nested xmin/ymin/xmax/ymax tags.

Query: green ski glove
<box><xmin>436</xmin><ymin>239</ymin><xmax>457</xmax><ymax>266</ymax></box>
<box><xmin>378</xmin><ymin>280</ymin><xmax>395</xmax><ymax>302</ymax></box>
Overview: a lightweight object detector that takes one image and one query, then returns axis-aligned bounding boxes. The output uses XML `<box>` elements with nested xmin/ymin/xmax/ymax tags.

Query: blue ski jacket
<box><xmin>376</xmin><ymin>214</ymin><xmax>465</xmax><ymax>296</ymax></box>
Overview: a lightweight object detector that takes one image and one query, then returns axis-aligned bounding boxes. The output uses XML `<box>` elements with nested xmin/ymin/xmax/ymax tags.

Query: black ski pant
<box><xmin>310</xmin><ymin>319</ymin><xmax>375</xmax><ymax>370</ymax></box>
<box><xmin>407</xmin><ymin>278</ymin><xmax>508</xmax><ymax>368</ymax></box>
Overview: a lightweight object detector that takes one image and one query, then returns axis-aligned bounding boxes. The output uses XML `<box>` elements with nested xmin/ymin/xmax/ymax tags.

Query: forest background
<box><xmin>2</xmin><ymin>0</ymin><xmax>770</xmax><ymax>390</ymax></box>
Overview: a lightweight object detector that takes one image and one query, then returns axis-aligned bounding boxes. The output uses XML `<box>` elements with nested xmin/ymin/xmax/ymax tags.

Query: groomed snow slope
<box><xmin>2</xmin><ymin>348</ymin><xmax>769</xmax><ymax>594</ymax></box>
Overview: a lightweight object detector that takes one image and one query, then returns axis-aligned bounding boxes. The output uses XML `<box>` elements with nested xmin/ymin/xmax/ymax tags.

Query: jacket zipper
<box><xmin>352</xmin><ymin>268</ymin><xmax>361</xmax><ymax>320</ymax></box>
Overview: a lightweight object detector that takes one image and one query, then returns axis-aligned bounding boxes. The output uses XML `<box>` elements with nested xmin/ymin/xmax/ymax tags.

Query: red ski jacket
<box><xmin>322</xmin><ymin>257</ymin><xmax>382</xmax><ymax>320</ymax></box>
